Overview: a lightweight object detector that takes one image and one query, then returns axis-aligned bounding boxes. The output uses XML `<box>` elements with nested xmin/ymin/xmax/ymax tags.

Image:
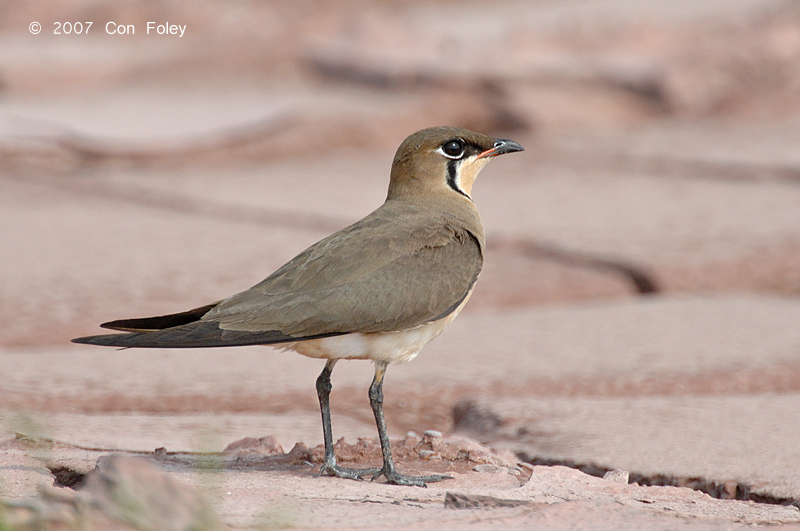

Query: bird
<box><xmin>72</xmin><ymin>126</ymin><xmax>523</xmax><ymax>486</ymax></box>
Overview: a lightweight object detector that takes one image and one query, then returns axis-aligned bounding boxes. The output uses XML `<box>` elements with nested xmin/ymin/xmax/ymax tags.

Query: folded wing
<box><xmin>72</xmin><ymin>202</ymin><xmax>483</xmax><ymax>349</ymax></box>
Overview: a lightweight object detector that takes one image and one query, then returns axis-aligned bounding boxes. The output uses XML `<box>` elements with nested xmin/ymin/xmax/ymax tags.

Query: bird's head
<box><xmin>387</xmin><ymin>126</ymin><xmax>523</xmax><ymax>201</ymax></box>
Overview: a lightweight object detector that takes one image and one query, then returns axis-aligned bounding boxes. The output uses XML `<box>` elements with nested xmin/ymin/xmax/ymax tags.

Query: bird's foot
<box><xmin>371</xmin><ymin>467</ymin><xmax>453</xmax><ymax>487</ymax></box>
<box><xmin>319</xmin><ymin>462</ymin><xmax>382</xmax><ymax>481</ymax></box>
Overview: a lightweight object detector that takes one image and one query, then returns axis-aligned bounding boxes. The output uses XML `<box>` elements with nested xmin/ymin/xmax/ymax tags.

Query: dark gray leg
<box><xmin>369</xmin><ymin>361</ymin><xmax>452</xmax><ymax>487</ymax></box>
<box><xmin>316</xmin><ymin>359</ymin><xmax>380</xmax><ymax>480</ymax></box>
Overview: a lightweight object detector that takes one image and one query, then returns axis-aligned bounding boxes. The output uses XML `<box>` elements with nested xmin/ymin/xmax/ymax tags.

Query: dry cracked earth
<box><xmin>1</xmin><ymin>0</ymin><xmax>800</xmax><ymax>529</ymax></box>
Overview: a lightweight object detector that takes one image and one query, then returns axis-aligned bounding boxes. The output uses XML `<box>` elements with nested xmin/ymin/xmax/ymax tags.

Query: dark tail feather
<box><xmin>72</xmin><ymin>320</ymin><xmax>344</xmax><ymax>349</ymax></box>
<box><xmin>100</xmin><ymin>302</ymin><xmax>220</xmax><ymax>332</ymax></box>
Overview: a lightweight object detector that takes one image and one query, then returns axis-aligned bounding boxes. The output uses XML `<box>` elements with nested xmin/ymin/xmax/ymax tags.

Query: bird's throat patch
<box><xmin>446</xmin><ymin>159</ymin><xmax>471</xmax><ymax>199</ymax></box>
<box><xmin>447</xmin><ymin>156</ymin><xmax>489</xmax><ymax>198</ymax></box>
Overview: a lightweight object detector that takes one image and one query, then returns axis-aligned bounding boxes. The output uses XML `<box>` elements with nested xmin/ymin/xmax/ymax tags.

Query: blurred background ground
<box><xmin>1</xmin><ymin>0</ymin><xmax>799</xmax><ymax>529</ymax></box>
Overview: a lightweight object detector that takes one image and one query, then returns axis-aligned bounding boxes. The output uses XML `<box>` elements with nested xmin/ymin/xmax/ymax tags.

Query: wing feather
<box><xmin>204</xmin><ymin>201</ymin><xmax>483</xmax><ymax>336</ymax></box>
<box><xmin>72</xmin><ymin>200</ymin><xmax>484</xmax><ymax>349</ymax></box>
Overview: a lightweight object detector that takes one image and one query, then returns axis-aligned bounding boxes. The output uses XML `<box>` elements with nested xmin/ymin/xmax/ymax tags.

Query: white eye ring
<box><xmin>437</xmin><ymin>139</ymin><xmax>465</xmax><ymax>159</ymax></box>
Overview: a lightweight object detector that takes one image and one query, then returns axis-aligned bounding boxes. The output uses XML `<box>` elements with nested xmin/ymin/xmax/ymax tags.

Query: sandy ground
<box><xmin>2</xmin><ymin>0</ymin><xmax>800</xmax><ymax>529</ymax></box>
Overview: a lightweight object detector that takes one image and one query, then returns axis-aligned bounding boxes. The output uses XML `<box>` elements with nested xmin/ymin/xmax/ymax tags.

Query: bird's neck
<box><xmin>382</xmin><ymin>194</ymin><xmax>485</xmax><ymax>250</ymax></box>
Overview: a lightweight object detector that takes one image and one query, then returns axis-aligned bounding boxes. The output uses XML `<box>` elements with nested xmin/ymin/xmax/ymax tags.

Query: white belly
<box><xmin>280</xmin><ymin>291</ymin><xmax>471</xmax><ymax>365</ymax></box>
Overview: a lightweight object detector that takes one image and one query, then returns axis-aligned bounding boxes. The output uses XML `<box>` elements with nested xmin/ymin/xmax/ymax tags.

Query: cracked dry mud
<box><xmin>3</xmin><ymin>0</ymin><xmax>800</xmax><ymax>529</ymax></box>
<box><xmin>3</xmin><ymin>433</ymin><xmax>799</xmax><ymax>530</ymax></box>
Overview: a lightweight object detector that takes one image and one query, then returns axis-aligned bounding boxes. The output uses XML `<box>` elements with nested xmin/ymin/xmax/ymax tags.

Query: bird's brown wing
<box><xmin>204</xmin><ymin>201</ymin><xmax>484</xmax><ymax>336</ymax></box>
<box><xmin>72</xmin><ymin>201</ymin><xmax>483</xmax><ymax>348</ymax></box>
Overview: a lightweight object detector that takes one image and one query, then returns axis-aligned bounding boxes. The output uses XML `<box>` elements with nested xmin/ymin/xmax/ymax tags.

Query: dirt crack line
<box><xmin>489</xmin><ymin>236</ymin><xmax>659</xmax><ymax>294</ymax></box>
<box><xmin>519</xmin><ymin>454</ymin><xmax>800</xmax><ymax>510</ymax></box>
<box><xmin>0</xmin><ymin>112</ymin><xmax>300</xmax><ymax>164</ymax></box>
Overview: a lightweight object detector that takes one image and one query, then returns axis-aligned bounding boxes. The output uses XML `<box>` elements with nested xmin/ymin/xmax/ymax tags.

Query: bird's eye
<box><xmin>441</xmin><ymin>139</ymin><xmax>465</xmax><ymax>158</ymax></box>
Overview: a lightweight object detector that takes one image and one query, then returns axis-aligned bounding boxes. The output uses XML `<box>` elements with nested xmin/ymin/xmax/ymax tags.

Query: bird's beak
<box><xmin>477</xmin><ymin>139</ymin><xmax>524</xmax><ymax>159</ymax></box>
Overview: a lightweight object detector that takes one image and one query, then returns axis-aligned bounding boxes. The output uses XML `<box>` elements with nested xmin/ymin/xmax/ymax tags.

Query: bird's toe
<box><xmin>372</xmin><ymin>467</ymin><xmax>453</xmax><ymax>487</ymax></box>
<box><xmin>319</xmin><ymin>463</ymin><xmax>382</xmax><ymax>481</ymax></box>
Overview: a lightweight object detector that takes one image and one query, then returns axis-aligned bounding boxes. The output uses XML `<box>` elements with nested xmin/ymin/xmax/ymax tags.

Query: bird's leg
<box><xmin>316</xmin><ymin>359</ymin><xmax>380</xmax><ymax>480</ymax></box>
<box><xmin>369</xmin><ymin>361</ymin><xmax>453</xmax><ymax>487</ymax></box>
